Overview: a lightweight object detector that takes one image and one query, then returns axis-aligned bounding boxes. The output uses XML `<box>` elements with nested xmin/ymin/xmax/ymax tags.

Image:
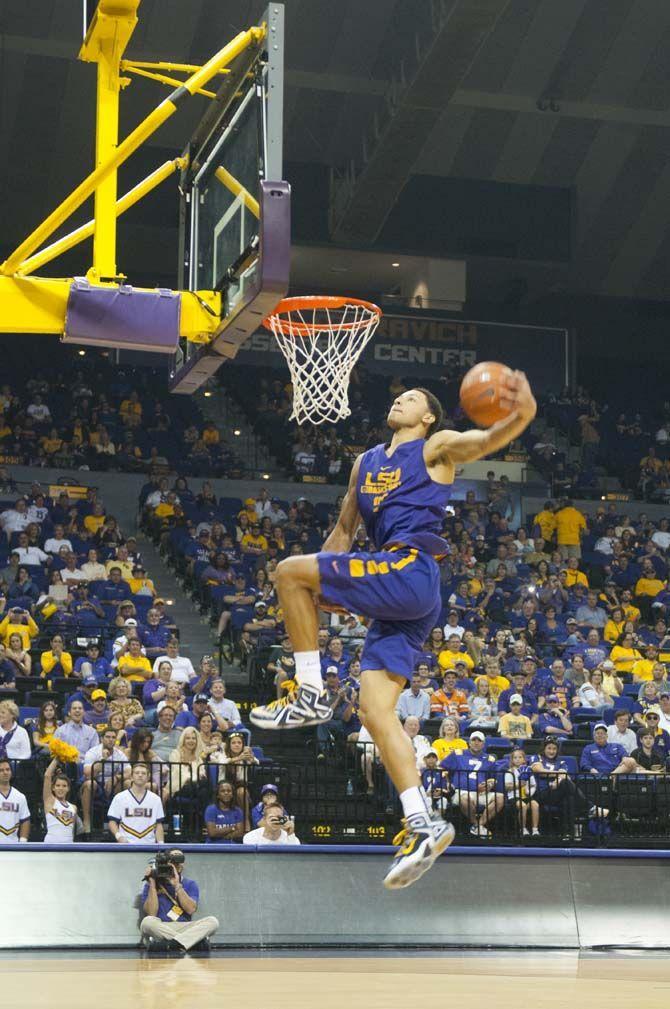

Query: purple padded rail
<box><xmin>63</xmin><ymin>280</ymin><xmax>180</xmax><ymax>354</ymax></box>
<box><xmin>169</xmin><ymin>179</ymin><xmax>291</xmax><ymax>394</ymax></box>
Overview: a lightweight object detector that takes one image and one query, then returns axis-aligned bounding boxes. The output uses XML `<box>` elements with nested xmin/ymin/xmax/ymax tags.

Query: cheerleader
<box><xmin>43</xmin><ymin>758</ymin><xmax>78</xmax><ymax>844</ymax></box>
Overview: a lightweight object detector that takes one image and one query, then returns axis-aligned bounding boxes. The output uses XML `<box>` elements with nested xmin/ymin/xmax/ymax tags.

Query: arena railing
<box><xmin>9</xmin><ymin>755</ymin><xmax>670</xmax><ymax>850</ymax></box>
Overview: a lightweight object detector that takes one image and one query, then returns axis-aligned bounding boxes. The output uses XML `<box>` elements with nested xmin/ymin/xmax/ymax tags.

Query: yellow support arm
<box><xmin>18</xmin><ymin>157</ymin><xmax>188</xmax><ymax>277</ymax></box>
<box><xmin>0</xmin><ymin>26</ymin><xmax>265</xmax><ymax>278</ymax></box>
<box><xmin>215</xmin><ymin>166</ymin><xmax>260</xmax><ymax>219</ymax></box>
<box><xmin>123</xmin><ymin>64</ymin><xmax>218</xmax><ymax>100</ymax></box>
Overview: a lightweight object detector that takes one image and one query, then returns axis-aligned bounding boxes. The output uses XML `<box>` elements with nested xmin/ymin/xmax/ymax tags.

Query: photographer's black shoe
<box><xmin>190</xmin><ymin>938</ymin><xmax>211</xmax><ymax>954</ymax></box>
<box><xmin>145</xmin><ymin>938</ymin><xmax>185</xmax><ymax>955</ymax></box>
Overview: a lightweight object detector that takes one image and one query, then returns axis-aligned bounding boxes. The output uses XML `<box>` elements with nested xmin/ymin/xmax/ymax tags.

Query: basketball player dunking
<box><xmin>251</xmin><ymin>374</ymin><xmax>536</xmax><ymax>888</ymax></box>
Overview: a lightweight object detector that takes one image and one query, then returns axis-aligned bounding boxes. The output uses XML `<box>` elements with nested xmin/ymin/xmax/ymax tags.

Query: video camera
<box><xmin>148</xmin><ymin>849</ymin><xmax>185</xmax><ymax>887</ymax></box>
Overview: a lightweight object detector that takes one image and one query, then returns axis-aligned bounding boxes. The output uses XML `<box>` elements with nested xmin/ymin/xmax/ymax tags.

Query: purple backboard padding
<box><xmin>64</xmin><ymin>279</ymin><xmax>180</xmax><ymax>354</ymax></box>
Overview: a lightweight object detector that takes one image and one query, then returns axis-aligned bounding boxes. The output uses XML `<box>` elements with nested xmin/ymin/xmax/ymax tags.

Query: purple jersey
<box><xmin>356</xmin><ymin>439</ymin><xmax>451</xmax><ymax>556</ymax></box>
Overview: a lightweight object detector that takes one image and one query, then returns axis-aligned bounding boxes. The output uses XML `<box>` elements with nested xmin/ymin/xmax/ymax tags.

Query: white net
<box><xmin>266</xmin><ymin>297</ymin><xmax>381</xmax><ymax>425</ymax></box>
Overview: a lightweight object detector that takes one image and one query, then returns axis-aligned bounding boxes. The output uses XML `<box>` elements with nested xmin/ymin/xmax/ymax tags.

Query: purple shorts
<box><xmin>317</xmin><ymin>547</ymin><xmax>441</xmax><ymax>682</ymax></box>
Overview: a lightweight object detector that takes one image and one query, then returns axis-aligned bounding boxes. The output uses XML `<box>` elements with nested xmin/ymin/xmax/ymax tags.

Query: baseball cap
<box><xmin>602</xmin><ymin>659</ymin><xmax>614</xmax><ymax>670</ymax></box>
<box><xmin>566</xmin><ymin>617</ymin><xmax>577</xmax><ymax>624</ymax></box>
<box><xmin>254</xmin><ymin>600</ymin><xmax>267</xmax><ymax>610</ymax></box>
<box><xmin>261</xmin><ymin>784</ymin><xmax>279</xmax><ymax>796</ymax></box>
<box><xmin>124</xmin><ymin>618</ymin><xmax>138</xmax><ymax>626</ymax></box>
<box><xmin>325</xmin><ymin>665</ymin><xmax>339</xmax><ymax>676</ymax></box>
<box><xmin>425</xmin><ymin>749</ymin><xmax>439</xmax><ymax>759</ymax></box>
<box><xmin>83</xmin><ymin>675</ymin><xmax>97</xmax><ymax>686</ymax></box>
<box><xmin>594</xmin><ymin>722</ymin><xmax>608</xmax><ymax>732</ymax></box>
<box><xmin>510</xmin><ymin>693</ymin><xmax>523</xmax><ymax>704</ymax></box>
<box><xmin>547</xmin><ymin>694</ymin><xmax>559</xmax><ymax>703</ymax></box>
<box><xmin>470</xmin><ymin>730</ymin><xmax>485</xmax><ymax>742</ymax></box>
<box><xmin>91</xmin><ymin>689</ymin><xmax>106</xmax><ymax>701</ymax></box>
<box><xmin>193</xmin><ymin>693</ymin><xmax>209</xmax><ymax>703</ymax></box>
<box><xmin>244</xmin><ymin>497</ymin><xmax>255</xmax><ymax>506</ymax></box>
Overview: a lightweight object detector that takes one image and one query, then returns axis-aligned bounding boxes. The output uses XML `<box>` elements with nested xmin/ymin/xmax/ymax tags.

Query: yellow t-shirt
<box><xmin>635</xmin><ymin>577</ymin><xmax>664</xmax><ymax>598</ymax></box>
<box><xmin>609</xmin><ymin>645</ymin><xmax>642</xmax><ymax>674</ymax></box>
<box><xmin>128</xmin><ymin>577</ymin><xmax>155</xmax><ymax>595</ymax></box>
<box><xmin>534</xmin><ymin>509</ymin><xmax>556</xmax><ymax>541</ymax></box>
<box><xmin>154</xmin><ymin>503</ymin><xmax>175</xmax><ymax>519</ymax></box>
<box><xmin>604</xmin><ymin>619</ymin><xmax>624</xmax><ymax>644</ymax></box>
<box><xmin>564</xmin><ymin>569</ymin><xmax>589</xmax><ymax>588</ymax></box>
<box><xmin>437</xmin><ymin>649</ymin><xmax>474</xmax><ymax>672</ymax></box>
<box><xmin>40</xmin><ymin>437</ymin><xmax>62</xmax><ymax>455</ymax></box>
<box><xmin>555</xmin><ymin>507</ymin><xmax>586</xmax><ymax>546</ymax></box>
<box><xmin>40</xmin><ymin>650</ymin><xmax>73</xmax><ymax>676</ymax></box>
<box><xmin>84</xmin><ymin>514</ymin><xmax>105</xmax><ymax>534</ymax></box>
<box><xmin>202</xmin><ymin>428</ymin><xmax>220</xmax><ymax>445</ymax></box>
<box><xmin>631</xmin><ymin>658</ymin><xmax>656</xmax><ymax>682</ymax></box>
<box><xmin>431</xmin><ymin>737</ymin><xmax>467</xmax><ymax>761</ymax></box>
<box><xmin>622</xmin><ymin>603</ymin><xmax>641</xmax><ymax>623</ymax></box>
<box><xmin>105</xmin><ymin>559</ymin><xmax>134</xmax><ymax>580</ymax></box>
<box><xmin>117</xmin><ymin>653</ymin><xmax>153</xmax><ymax>683</ymax></box>
<box><xmin>241</xmin><ymin>533</ymin><xmax>268</xmax><ymax>551</ymax></box>
<box><xmin>498</xmin><ymin>712</ymin><xmax>533</xmax><ymax>738</ymax></box>
<box><xmin>0</xmin><ymin>616</ymin><xmax>38</xmax><ymax>649</ymax></box>
<box><xmin>474</xmin><ymin>674</ymin><xmax>510</xmax><ymax>701</ymax></box>
<box><xmin>120</xmin><ymin>399</ymin><xmax>142</xmax><ymax>419</ymax></box>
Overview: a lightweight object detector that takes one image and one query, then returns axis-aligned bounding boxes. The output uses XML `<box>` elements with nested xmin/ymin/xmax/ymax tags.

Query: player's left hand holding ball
<box><xmin>499</xmin><ymin>370</ymin><xmax>537</xmax><ymax>421</ymax></box>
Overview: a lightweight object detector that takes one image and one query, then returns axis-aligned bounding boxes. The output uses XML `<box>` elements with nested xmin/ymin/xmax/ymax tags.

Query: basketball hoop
<box><xmin>263</xmin><ymin>296</ymin><xmax>382</xmax><ymax>425</ymax></box>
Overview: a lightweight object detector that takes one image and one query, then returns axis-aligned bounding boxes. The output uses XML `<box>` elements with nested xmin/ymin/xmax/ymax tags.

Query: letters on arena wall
<box><xmin>238</xmin><ymin>313</ymin><xmax>568</xmax><ymax>392</ymax></box>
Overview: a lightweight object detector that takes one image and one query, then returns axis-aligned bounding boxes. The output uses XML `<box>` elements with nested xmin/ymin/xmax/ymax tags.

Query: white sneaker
<box><xmin>249</xmin><ymin>685</ymin><xmax>333</xmax><ymax>730</ymax></box>
<box><xmin>522</xmin><ymin>827</ymin><xmax>530</xmax><ymax>836</ymax></box>
<box><xmin>383</xmin><ymin>814</ymin><xmax>455</xmax><ymax>890</ymax></box>
<box><xmin>531</xmin><ymin>828</ymin><xmax>540</xmax><ymax>836</ymax></box>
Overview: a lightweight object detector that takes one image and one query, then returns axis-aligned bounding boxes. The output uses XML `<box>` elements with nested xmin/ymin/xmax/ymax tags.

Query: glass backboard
<box><xmin>171</xmin><ymin>3</ymin><xmax>289</xmax><ymax>394</ymax></box>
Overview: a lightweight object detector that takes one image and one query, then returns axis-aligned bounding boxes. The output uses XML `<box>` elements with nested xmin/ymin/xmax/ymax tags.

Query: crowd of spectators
<box><xmin>0</xmin><ymin>363</ymin><xmax>242</xmax><ymax>478</ymax></box>
<box><xmin>0</xmin><ymin>478</ymin><xmax>288</xmax><ymax>845</ymax></box>
<box><xmin>144</xmin><ymin>467</ymin><xmax>670</xmax><ymax>841</ymax></box>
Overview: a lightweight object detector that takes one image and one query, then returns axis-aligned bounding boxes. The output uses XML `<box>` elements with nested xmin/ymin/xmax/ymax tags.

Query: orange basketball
<box><xmin>459</xmin><ymin>361</ymin><xmax>513</xmax><ymax>427</ymax></box>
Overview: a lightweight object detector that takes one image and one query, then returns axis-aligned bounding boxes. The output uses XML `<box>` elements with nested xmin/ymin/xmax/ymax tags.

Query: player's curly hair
<box><xmin>415</xmin><ymin>388</ymin><xmax>444</xmax><ymax>437</ymax></box>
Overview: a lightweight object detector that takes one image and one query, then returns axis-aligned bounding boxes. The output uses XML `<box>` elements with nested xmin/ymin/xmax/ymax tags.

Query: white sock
<box><xmin>399</xmin><ymin>786</ymin><xmax>431</xmax><ymax>821</ymax></box>
<box><xmin>294</xmin><ymin>651</ymin><xmax>323</xmax><ymax>692</ymax></box>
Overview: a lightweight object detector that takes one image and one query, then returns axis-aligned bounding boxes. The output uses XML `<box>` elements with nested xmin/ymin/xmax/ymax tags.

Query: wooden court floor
<box><xmin>2</xmin><ymin>951</ymin><xmax>670</xmax><ymax>1009</ymax></box>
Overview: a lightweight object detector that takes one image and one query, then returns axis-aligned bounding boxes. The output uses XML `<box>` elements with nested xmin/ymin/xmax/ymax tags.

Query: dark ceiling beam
<box><xmin>328</xmin><ymin>0</ymin><xmax>514</xmax><ymax>245</ymax></box>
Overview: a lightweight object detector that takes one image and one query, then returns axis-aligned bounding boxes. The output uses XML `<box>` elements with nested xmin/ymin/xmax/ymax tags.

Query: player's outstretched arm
<box><xmin>426</xmin><ymin>370</ymin><xmax>536</xmax><ymax>466</ymax></box>
<box><xmin>321</xmin><ymin>454</ymin><xmax>363</xmax><ymax>554</ymax></box>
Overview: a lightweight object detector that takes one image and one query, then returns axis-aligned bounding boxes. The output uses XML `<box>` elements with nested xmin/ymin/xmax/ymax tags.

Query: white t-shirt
<box><xmin>207</xmin><ymin>697</ymin><xmax>241</xmax><ymax>723</ymax></box>
<box><xmin>81</xmin><ymin>561</ymin><xmax>107</xmax><ymax>581</ymax></box>
<box><xmin>242</xmin><ymin>827</ymin><xmax>300</xmax><ymax>846</ymax></box>
<box><xmin>44</xmin><ymin>537</ymin><xmax>73</xmax><ymax>555</ymax></box>
<box><xmin>26</xmin><ymin>505</ymin><xmax>48</xmax><ymax>525</ymax></box>
<box><xmin>0</xmin><ymin>723</ymin><xmax>31</xmax><ymax>760</ymax></box>
<box><xmin>107</xmin><ymin>787</ymin><xmax>164</xmax><ymax>843</ymax></box>
<box><xmin>0</xmin><ymin>786</ymin><xmax>30</xmax><ymax>843</ymax></box>
<box><xmin>12</xmin><ymin>546</ymin><xmax>49</xmax><ymax>566</ymax></box>
<box><xmin>652</xmin><ymin>531</ymin><xmax>670</xmax><ymax>552</ymax></box>
<box><xmin>2</xmin><ymin>511</ymin><xmax>30</xmax><ymax>535</ymax></box>
<box><xmin>152</xmin><ymin>654</ymin><xmax>195</xmax><ymax>685</ymax></box>
<box><xmin>27</xmin><ymin>403</ymin><xmax>51</xmax><ymax>422</ymax></box>
<box><xmin>84</xmin><ymin>745</ymin><xmax>128</xmax><ymax>784</ymax></box>
<box><xmin>443</xmin><ymin>622</ymin><xmax>465</xmax><ymax>639</ymax></box>
<box><xmin>61</xmin><ymin>568</ymin><xmax>87</xmax><ymax>583</ymax></box>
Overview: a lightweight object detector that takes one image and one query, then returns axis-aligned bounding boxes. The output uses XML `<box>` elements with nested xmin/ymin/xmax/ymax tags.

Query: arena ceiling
<box><xmin>2</xmin><ymin>0</ymin><xmax>670</xmax><ymax>304</ymax></box>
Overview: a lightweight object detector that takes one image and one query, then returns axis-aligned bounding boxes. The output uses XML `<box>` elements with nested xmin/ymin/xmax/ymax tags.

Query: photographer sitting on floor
<box><xmin>140</xmin><ymin>848</ymin><xmax>219</xmax><ymax>953</ymax></box>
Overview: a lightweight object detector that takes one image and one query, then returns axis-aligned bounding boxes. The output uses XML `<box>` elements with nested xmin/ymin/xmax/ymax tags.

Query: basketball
<box><xmin>459</xmin><ymin>361</ymin><xmax>513</xmax><ymax>427</ymax></box>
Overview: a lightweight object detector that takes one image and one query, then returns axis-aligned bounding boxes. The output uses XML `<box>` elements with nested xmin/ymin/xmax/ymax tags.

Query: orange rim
<box><xmin>263</xmin><ymin>295</ymin><xmax>382</xmax><ymax>335</ymax></box>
